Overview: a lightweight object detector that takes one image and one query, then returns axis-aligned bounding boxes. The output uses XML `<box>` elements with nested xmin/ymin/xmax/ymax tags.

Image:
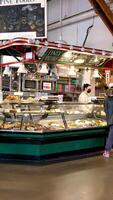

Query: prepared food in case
<box><xmin>67</xmin><ymin>119</ymin><xmax>107</xmax><ymax>129</ymax></box>
<box><xmin>4</xmin><ymin>95</ymin><xmax>20</xmax><ymax>103</ymax></box>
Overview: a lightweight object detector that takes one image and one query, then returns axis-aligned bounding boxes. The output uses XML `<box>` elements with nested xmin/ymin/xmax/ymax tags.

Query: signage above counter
<box><xmin>0</xmin><ymin>38</ymin><xmax>112</xmax><ymax>71</ymax></box>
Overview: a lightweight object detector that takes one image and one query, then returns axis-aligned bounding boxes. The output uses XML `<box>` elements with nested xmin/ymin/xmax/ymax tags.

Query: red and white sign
<box><xmin>105</xmin><ymin>70</ymin><xmax>110</xmax><ymax>84</ymax></box>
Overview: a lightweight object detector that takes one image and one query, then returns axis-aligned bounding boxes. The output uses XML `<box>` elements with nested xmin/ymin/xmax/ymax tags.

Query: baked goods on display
<box><xmin>66</xmin><ymin>110</ymin><xmax>81</xmax><ymax>114</ymax></box>
<box><xmin>1</xmin><ymin>122</ymin><xmax>21</xmax><ymax>130</ymax></box>
<box><xmin>93</xmin><ymin>109</ymin><xmax>106</xmax><ymax>118</ymax></box>
<box><xmin>4</xmin><ymin>95</ymin><xmax>20</xmax><ymax>103</ymax></box>
<box><xmin>21</xmin><ymin>97</ymin><xmax>37</xmax><ymax>103</ymax></box>
<box><xmin>22</xmin><ymin>123</ymin><xmax>55</xmax><ymax>132</ymax></box>
<box><xmin>67</xmin><ymin>119</ymin><xmax>107</xmax><ymax>129</ymax></box>
<box><xmin>40</xmin><ymin>96</ymin><xmax>48</xmax><ymax>101</ymax></box>
<box><xmin>10</xmin><ymin>109</ymin><xmax>17</xmax><ymax>113</ymax></box>
<box><xmin>48</xmin><ymin>121</ymin><xmax>64</xmax><ymax>129</ymax></box>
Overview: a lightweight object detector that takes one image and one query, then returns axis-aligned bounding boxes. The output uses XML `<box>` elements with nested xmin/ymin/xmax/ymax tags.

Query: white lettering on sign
<box><xmin>0</xmin><ymin>0</ymin><xmax>45</xmax><ymax>6</ymax></box>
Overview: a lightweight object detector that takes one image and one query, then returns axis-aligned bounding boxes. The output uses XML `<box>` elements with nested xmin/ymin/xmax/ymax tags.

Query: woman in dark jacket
<box><xmin>103</xmin><ymin>88</ymin><xmax>113</xmax><ymax>158</ymax></box>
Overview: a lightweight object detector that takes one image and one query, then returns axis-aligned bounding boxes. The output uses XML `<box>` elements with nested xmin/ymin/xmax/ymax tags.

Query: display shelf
<box><xmin>0</xmin><ymin>100</ymin><xmax>108</xmax><ymax>163</ymax></box>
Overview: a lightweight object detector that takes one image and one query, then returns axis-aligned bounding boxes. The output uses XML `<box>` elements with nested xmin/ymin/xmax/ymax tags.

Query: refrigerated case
<box><xmin>0</xmin><ymin>99</ymin><xmax>108</xmax><ymax>163</ymax></box>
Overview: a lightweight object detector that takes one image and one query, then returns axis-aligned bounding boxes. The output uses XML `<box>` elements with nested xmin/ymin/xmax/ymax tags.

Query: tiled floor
<box><xmin>0</xmin><ymin>156</ymin><xmax>113</xmax><ymax>200</ymax></box>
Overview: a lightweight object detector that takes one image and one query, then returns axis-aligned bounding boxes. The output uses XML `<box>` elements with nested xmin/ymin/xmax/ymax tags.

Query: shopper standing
<box><xmin>103</xmin><ymin>88</ymin><xmax>113</xmax><ymax>158</ymax></box>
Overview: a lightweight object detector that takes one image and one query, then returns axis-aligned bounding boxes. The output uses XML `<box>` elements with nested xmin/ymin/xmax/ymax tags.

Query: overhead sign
<box><xmin>0</xmin><ymin>0</ymin><xmax>47</xmax><ymax>39</ymax></box>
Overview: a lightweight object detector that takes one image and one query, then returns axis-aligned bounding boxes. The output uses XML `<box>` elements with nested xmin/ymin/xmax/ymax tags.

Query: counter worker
<box><xmin>78</xmin><ymin>83</ymin><xmax>92</xmax><ymax>114</ymax></box>
<box><xmin>78</xmin><ymin>83</ymin><xmax>91</xmax><ymax>103</ymax></box>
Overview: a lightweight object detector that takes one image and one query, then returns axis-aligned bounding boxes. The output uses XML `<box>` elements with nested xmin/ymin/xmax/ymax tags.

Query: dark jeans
<box><xmin>105</xmin><ymin>125</ymin><xmax>113</xmax><ymax>151</ymax></box>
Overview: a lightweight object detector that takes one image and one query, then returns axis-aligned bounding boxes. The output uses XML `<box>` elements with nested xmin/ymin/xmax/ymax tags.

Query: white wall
<box><xmin>47</xmin><ymin>0</ymin><xmax>113</xmax><ymax>51</ymax></box>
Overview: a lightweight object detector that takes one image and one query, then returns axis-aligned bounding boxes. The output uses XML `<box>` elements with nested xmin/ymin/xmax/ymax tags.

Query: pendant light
<box><xmin>68</xmin><ymin>66</ymin><xmax>77</xmax><ymax>77</ymax></box>
<box><xmin>92</xmin><ymin>69</ymin><xmax>100</xmax><ymax>78</ymax></box>
<box><xmin>3</xmin><ymin>66</ymin><xmax>11</xmax><ymax>76</ymax></box>
<box><xmin>17</xmin><ymin>63</ymin><xmax>27</xmax><ymax>74</ymax></box>
<box><xmin>40</xmin><ymin>63</ymin><xmax>48</xmax><ymax>74</ymax></box>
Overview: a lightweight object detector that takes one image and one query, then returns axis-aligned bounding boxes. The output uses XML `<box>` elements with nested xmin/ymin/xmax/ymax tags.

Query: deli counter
<box><xmin>0</xmin><ymin>96</ymin><xmax>108</xmax><ymax>163</ymax></box>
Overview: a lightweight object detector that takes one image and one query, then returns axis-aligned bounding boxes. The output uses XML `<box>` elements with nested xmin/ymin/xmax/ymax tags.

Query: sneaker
<box><xmin>103</xmin><ymin>151</ymin><xmax>110</xmax><ymax>158</ymax></box>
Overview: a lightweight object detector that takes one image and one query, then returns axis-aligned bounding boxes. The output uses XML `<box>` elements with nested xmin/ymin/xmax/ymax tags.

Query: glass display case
<box><xmin>0</xmin><ymin>99</ymin><xmax>107</xmax><ymax>132</ymax></box>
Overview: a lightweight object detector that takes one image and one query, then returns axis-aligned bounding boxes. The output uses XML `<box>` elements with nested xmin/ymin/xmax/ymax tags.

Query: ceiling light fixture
<box><xmin>17</xmin><ymin>63</ymin><xmax>27</xmax><ymax>74</ymax></box>
<box><xmin>70</xmin><ymin>46</ymin><xmax>73</xmax><ymax>50</ymax></box>
<box><xmin>57</xmin><ymin>43</ymin><xmax>62</xmax><ymax>48</ymax></box>
<box><xmin>94</xmin><ymin>56</ymin><xmax>98</xmax><ymax>63</ymax></box>
<box><xmin>40</xmin><ymin>63</ymin><xmax>48</xmax><ymax>74</ymax></box>
<box><xmin>81</xmin><ymin>47</ymin><xmax>85</xmax><ymax>51</ymax></box>
<box><xmin>44</xmin><ymin>41</ymin><xmax>48</xmax><ymax>46</ymax></box>
<box><xmin>92</xmin><ymin>69</ymin><xmax>100</xmax><ymax>78</ymax></box>
<box><xmin>35</xmin><ymin>40</ymin><xmax>40</xmax><ymax>45</ymax></box>
<box><xmin>102</xmin><ymin>51</ymin><xmax>105</xmax><ymax>56</ymax></box>
<box><xmin>63</xmin><ymin>51</ymin><xmax>72</xmax><ymax>59</ymax></box>
<box><xmin>92</xmin><ymin>49</ymin><xmax>95</xmax><ymax>54</ymax></box>
<box><xmin>74</xmin><ymin>59</ymin><xmax>84</xmax><ymax>64</ymax></box>
<box><xmin>68</xmin><ymin>66</ymin><xmax>77</xmax><ymax>76</ymax></box>
<box><xmin>3</xmin><ymin>66</ymin><xmax>11</xmax><ymax>76</ymax></box>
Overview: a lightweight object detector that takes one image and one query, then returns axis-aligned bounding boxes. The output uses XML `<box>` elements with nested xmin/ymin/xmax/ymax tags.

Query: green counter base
<box><xmin>0</xmin><ymin>127</ymin><xmax>108</xmax><ymax>164</ymax></box>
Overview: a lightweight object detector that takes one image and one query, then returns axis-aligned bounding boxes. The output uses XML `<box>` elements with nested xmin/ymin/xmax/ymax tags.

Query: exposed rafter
<box><xmin>89</xmin><ymin>0</ymin><xmax>113</xmax><ymax>35</ymax></box>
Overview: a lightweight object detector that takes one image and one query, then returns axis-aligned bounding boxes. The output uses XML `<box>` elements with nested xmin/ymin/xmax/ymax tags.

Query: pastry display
<box><xmin>48</xmin><ymin>121</ymin><xmax>64</xmax><ymax>129</ymax></box>
<box><xmin>40</xmin><ymin>96</ymin><xmax>48</xmax><ymax>101</ymax></box>
<box><xmin>0</xmin><ymin>99</ymin><xmax>108</xmax><ymax>132</ymax></box>
<box><xmin>67</xmin><ymin>119</ymin><xmax>107</xmax><ymax>129</ymax></box>
<box><xmin>1</xmin><ymin>122</ymin><xmax>20</xmax><ymax>130</ymax></box>
<box><xmin>66</xmin><ymin>110</ymin><xmax>81</xmax><ymax>114</ymax></box>
<box><xmin>26</xmin><ymin>97</ymin><xmax>36</xmax><ymax>103</ymax></box>
<box><xmin>21</xmin><ymin>123</ymin><xmax>54</xmax><ymax>132</ymax></box>
<box><xmin>93</xmin><ymin>109</ymin><xmax>106</xmax><ymax>118</ymax></box>
<box><xmin>21</xmin><ymin>97</ymin><xmax>37</xmax><ymax>103</ymax></box>
<box><xmin>10</xmin><ymin>109</ymin><xmax>17</xmax><ymax>113</ymax></box>
<box><xmin>4</xmin><ymin>95</ymin><xmax>20</xmax><ymax>103</ymax></box>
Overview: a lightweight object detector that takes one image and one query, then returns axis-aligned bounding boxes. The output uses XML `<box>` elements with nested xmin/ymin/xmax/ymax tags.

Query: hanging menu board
<box><xmin>0</xmin><ymin>0</ymin><xmax>47</xmax><ymax>39</ymax></box>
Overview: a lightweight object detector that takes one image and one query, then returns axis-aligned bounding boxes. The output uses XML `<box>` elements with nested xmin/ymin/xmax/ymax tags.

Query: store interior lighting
<box><xmin>70</xmin><ymin>46</ymin><xmax>73</xmax><ymax>50</ymax></box>
<box><xmin>3</xmin><ymin>66</ymin><xmax>11</xmax><ymax>76</ymax></box>
<box><xmin>92</xmin><ymin>49</ymin><xmax>95</xmax><ymax>54</ymax></box>
<box><xmin>92</xmin><ymin>69</ymin><xmax>100</xmax><ymax>78</ymax></box>
<box><xmin>68</xmin><ymin>66</ymin><xmax>77</xmax><ymax>76</ymax></box>
<box><xmin>63</xmin><ymin>51</ymin><xmax>72</xmax><ymax>59</ymax></box>
<box><xmin>40</xmin><ymin>63</ymin><xmax>48</xmax><ymax>74</ymax></box>
<box><xmin>74</xmin><ymin>59</ymin><xmax>84</xmax><ymax>64</ymax></box>
<box><xmin>17</xmin><ymin>63</ymin><xmax>27</xmax><ymax>74</ymax></box>
<box><xmin>94</xmin><ymin>56</ymin><xmax>98</xmax><ymax>63</ymax></box>
<box><xmin>102</xmin><ymin>51</ymin><xmax>106</xmax><ymax>56</ymax></box>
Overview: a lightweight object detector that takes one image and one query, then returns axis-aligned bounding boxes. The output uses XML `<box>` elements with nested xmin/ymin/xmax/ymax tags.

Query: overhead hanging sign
<box><xmin>0</xmin><ymin>0</ymin><xmax>47</xmax><ymax>39</ymax></box>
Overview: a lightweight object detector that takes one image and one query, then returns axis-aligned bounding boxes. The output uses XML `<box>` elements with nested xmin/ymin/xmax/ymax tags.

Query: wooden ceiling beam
<box><xmin>89</xmin><ymin>0</ymin><xmax>113</xmax><ymax>35</ymax></box>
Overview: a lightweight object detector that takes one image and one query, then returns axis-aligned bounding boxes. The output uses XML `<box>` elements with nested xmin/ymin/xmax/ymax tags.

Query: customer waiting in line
<box><xmin>103</xmin><ymin>88</ymin><xmax>113</xmax><ymax>158</ymax></box>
